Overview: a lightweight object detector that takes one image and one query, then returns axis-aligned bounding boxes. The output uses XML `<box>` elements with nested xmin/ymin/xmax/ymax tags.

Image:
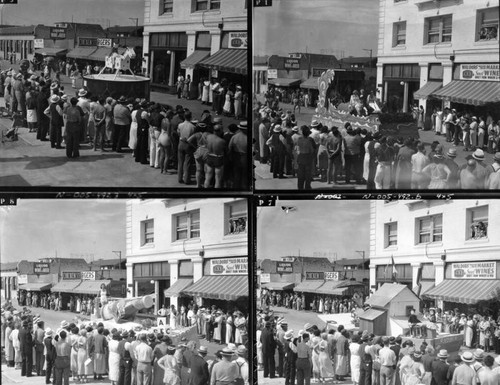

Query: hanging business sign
<box><xmin>79</xmin><ymin>37</ymin><xmax>97</xmax><ymax>47</ymax></box>
<box><xmin>281</xmin><ymin>257</ymin><xmax>295</xmax><ymax>262</ymax></box>
<box><xmin>267</xmin><ymin>69</ymin><xmax>278</xmax><ymax>79</ymax></box>
<box><xmin>34</xmin><ymin>39</ymin><xmax>44</xmax><ymax>49</ymax></box>
<box><xmin>97</xmin><ymin>38</ymin><xmax>112</xmax><ymax>47</ymax></box>
<box><xmin>460</xmin><ymin>64</ymin><xmax>499</xmax><ymax>81</ymax></box>
<box><xmin>34</xmin><ymin>263</ymin><xmax>50</xmax><ymax>274</ymax></box>
<box><xmin>228</xmin><ymin>32</ymin><xmax>247</xmax><ymax>49</ymax></box>
<box><xmin>81</xmin><ymin>271</ymin><xmax>96</xmax><ymax>280</ymax></box>
<box><xmin>50</xmin><ymin>28</ymin><xmax>66</xmax><ymax>40</ymax></box>
<box><xmin>260</xmin><ymin>273</ymin><xmax>271</xmax><ymax>283</ymax></box>
<box><xmin>62</xmin><ymin>272</ymin><xmax>82</xmax><ymax>280</ymax></box>
<box><xmin>210</xmin><ymin>257</ymin><xmax>247</xmax><ymax>275</ymax></box>
<box><xmin>325</xmin><ymin>272</ymin><xmax>339</xmax><ymax>281</ymax></box>
<box><xmin>305</xmin><ymin>272</ymin><xmax>324</xmax><ymax>280</ymax></box>
<box><xmin>276</xmin><ymin>262</ymin><xmax>293</xmax><ymax>274</ymax></box>
<box><xmin>451</xmin><ymin>262</ymin><xmax>496</xmax><ymax>279</ymax></box>
<box><xmin>18</xmin><ymin>275</ymin><xmax>28</xmax><ymax>284</ymax></box>
<box><xmin>284</xmin><ymin>58</ymin><xmax>300</xmax><ymax>70</ymax></box>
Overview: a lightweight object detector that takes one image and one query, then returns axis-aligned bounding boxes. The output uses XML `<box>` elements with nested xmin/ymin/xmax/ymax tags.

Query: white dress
<box><xmin>435</xmin><ymin>111</ymin><xmax>443</xmax><ymax>133</ymax></box>
<box><xmin>108</xmin><ymin>339</ymin><xmax>120</xmax><ymax>382</ymax></box>
<box><xmin>223</xmin><ymin>93</ymin><xmax>232</xmax><ymax>113</ymax></box>
<box><xmin>349</xmin><ymin>342</ymin><xmax>361</xmax><ymax>384</ymax></box>
<box><xmin>128</xmin><ymin>110</ymin><xmax>138</xmax><ymax>150</ymax></box>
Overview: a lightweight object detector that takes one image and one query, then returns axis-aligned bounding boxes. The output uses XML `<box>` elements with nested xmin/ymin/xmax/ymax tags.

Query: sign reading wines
<box><xmin>451</xmin><ymin>262</ymin><xmax>496</xmax><ymax>279</ymax></box>
<box><xmin>460</xmin><ymin>64</ymin><xmax>499</xmax><ymax>81</ymax></box>
<box><xmin>210</xmin><ymin>257</ymin><xmax>247</xmax><ymax>275</ymax></box>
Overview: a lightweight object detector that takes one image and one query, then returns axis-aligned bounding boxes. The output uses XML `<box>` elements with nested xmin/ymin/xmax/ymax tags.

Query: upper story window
<box><xmin>477</xmin><ymin>7</ymin><xmax>498</xmax><ymax>41</ymax></box>
<box><xmin>160</xmin><ymin>0</ymin><xmax>173</xmax><ymax>15</ymax></box>
<box><xmin>175</xmin><ymin>210</ymin><xmax>200</xmax><ymax>240</ymax></box>
<box><xmin>467</xmin><ymin>205</ymin><xmax>488</xmax><ymax>240</ymax></box>
<box><xmin>393</xmin><ymin>21</ymin><xmax>407</xmax><ymax>46</ymax></box>
<box><xmin>417</xmin><ymin>214</ymin><xmax>442</xmax><ymax>244</ymax></box>
<box><xmin>196</xmin><ymin>32</ymin><xmax>211</xmax><ymax>49</ymax></box>
<box><xmin>385</xmin><ymin>222</ymin><xmax>398</xmax><ymax>247</ymax></box>
<box><xmin>193</xmin><ymin>0</ymin><xmax>220</xmax><ymax>12</ymax></box>
<box><xmin>141</xmin><ymin>219</ymin><xmax>154</xmax><ymax>246</ymax></box>
<box><xmin>226</xmin><ymin>200</ymin><xmax>247</xmax><ymax>235</ymax></box>
<box><xmin>425</xmin><ymin>15</ymin><xmax>452</xmax><ymax>44</ymax></box>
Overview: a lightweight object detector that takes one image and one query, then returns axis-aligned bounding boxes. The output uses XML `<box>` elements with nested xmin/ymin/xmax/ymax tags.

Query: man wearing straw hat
<box><xmin>188</xmin><ymin>345</ymin><xmax>209</xmax><ymax>385</ymax></box>
<box><xmin>210</xmin><ymin>347</ymin><xmax>238</xmax><ymax>385</ymax></box>
<box><xmin>451</xmin><ymin>351</ymin><xmax>476</xmax><ymax>385</ymax></box>
<box><xmin>431</xmin><ymin>349</ymin><xmax>449</xmax><ymax>385</ymax></box>
<box><xmin>44</xmin><ymin>328</ymin><xmax>56</xmax><ymax>384</ymax></box>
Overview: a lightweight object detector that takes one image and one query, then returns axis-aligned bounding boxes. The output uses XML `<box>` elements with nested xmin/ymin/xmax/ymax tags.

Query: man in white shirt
<box><xmin>379</xmin><ymin>336</ymin><xmax>397</xmax><ymax>385</ymax></box>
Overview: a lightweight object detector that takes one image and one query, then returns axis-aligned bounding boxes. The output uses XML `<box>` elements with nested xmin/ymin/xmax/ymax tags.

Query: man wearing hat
<box><xmin>204</xmin><ymin>123</ymin><xmax>226</xmax><ymax>189</ymax></box>
<box><xmin>260</xmin><ymin>321</ymin><xmax>276</xmax><ymax>378</ymax></box>
<box><xmin>135</xmin><ymin>333</ymin><xmax>153</xmax><ymax>385</ymax></box>
<box><xmin>46</xmin><ymin>94</ymin><xmax>64</xmax><ymax>149</ymax></box>
<box><xmin>228</xmin><ymin>121</ymin><xmax>248</xmax><ymax>190</ymax></box>
<box><xmin>44</xmin><ymin>328</ymin><xmax>56</xmax><ymax>384</ymax></box>
<box><xmin>431</xmin><ymin>349</ymin><xmax>449</xmax><ymax>385</ymax></box>
<box><xmin>34</xmin><ymin>319</ymin><xmax>46</xmax><ymax>376</ymax></box>
<box><xmin>283</xmin><ymin>330</ymin><xmax>296</xmax><ymax>385</ymax></box>
<box><xmin>233</xmin><ymin>345</ymin><xmax>249</xmax><ymax>385</ymax></box>
<box><xmin>210</xmin><ymin>347</ymin><xmax>238</xmax><ymax>385</ymax></box>
<box><xmin>276</xmin><ymin>320</ymin><xmax>288</xmax><ymax>378</ymax></box>
<box><xmin>19</xmin><ymin>319</ymin><xmax>34</xmax><ymax>377</ymax></box>
<box><xmin>77</xmin><ymin>89</ymin><xmax>91</xmax><ymax>143</ymax></box>
<box><xmin>188</xmin><ymin>346</ymin><xmax>209</xmax><ymax>385</ymax></box>
<box><xmin>451</xmin><ymin>351</ymin><xmax>476</xmax><ymax>385</ymax></box>
<box><xmin>112</xmin><ymin>96</ymin><xmax>132</xmax><ymax>152</ymax></box>
<box><xmin>486</xmin><ymin>152</ymin><xmax>500</xmax><ymax>189</ymax></box>
<box><xmin>444</xmin><ymin>147</ymin><xmax>460</xmax><ymax>189</ymax></box>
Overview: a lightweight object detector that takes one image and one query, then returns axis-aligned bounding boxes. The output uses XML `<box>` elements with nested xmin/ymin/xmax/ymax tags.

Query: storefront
<box><xmin>382</xmin><ymin>63</ymin><xmax>420</xmax><ymax>113</ymax></box>
<box><xmin>149</xmin><ymin>32</ymin><xmax>188</xmax><ymax>90</ymax></box>
<box><xmin>133</xmin><ymin>261</ymin><xmax>170</xmax><ymax>314</ymax></box>
<box><xmin>375</xmin><ymin>263</ymin><xmax>412</xmax><ymax>289</ymax></box>
<box><xmin>162</xmin><ymin>259</ymin><xmax>194</xmax><ymax>309</ymax></box>
<box><xmin>293</xmin><ymin>279</ymin><xmax>325</xmax><ymax>311</ymax></box>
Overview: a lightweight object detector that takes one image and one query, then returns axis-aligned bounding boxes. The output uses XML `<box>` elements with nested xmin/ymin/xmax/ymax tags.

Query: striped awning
<box><xmin>268</xmin><ymin>78</ymin><xmax>301</xmax><ymax>87</ymax></box>
<box><xmin>163</xmin><ymin>278</ymin><xmax>193</xmax><ymax>297</ymax></box>
<box><xmin>316</xmin><ymin>280</ymin><xmax>343</xmax><ymax>295</ymax></box>
<box><xmin>413</xmin><ymin>81</ymin><xmax>442</xmax><ymax>100</ymax></box>
<box><xmin>19</xmin><ymin>283</ymin><xmax>52</xmax><ymax>291</ymax></box>
<box><xmin>72</xmin><ymin>280</ymin><xmax>110</xmax><ymax>295</ymax></box>
<box><xmin>300</xmin><ymin>77</ymin><xmax>319</xmax><ymax>89</ymax></box>
<box><xmin>424</xmin><ymin>279</ymin><xmax>500</xmax><ymax>304</ymax></box>
<box><xmin>293</xmin><ymin>280</ymin><xmax>324</xmax><ymax>293</ymax></box>
<box><xmin>198</xmin><ymin>49</ymin><xmax>247</xmax><ymax>75</ymax></box>
<box><xmin>51</xmin><ymin>280</ymin><xmax>81</xmax><ymax>293</ymax></box>
<box><xmin>413</xmin><ymin>281</ymin><xmax>435</xmax><ymax>297</ymax></box>
<box><xmin>430</xmin><ymin>80</ymin><xmax>500</xmax><ymax>106</ymax></box>
<box><xmin>181</xmin><ymin>50</ymin><xmax>210</xmax><ymax>69</ymax></box>
<box><xmin>183</xmin><ymin>275</ymin><xmax>248</xmax><ymax>301</ymax></box>
<box><xmin>261</xmin><ymin>282</ymin><xmax>295</xmax><ymax>291</ymax></box>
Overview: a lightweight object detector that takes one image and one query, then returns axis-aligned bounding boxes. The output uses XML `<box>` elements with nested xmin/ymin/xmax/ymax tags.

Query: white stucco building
<box><xmin>142</xmin><ymin>0</ymin><xmax>247</xmax><ymax>94</ymax></box>
<box><xmin>126</xmin><ymin>198</ymin><xmax>248</xmax><ymax>313</ymax></box>
<box><xmin>369</xmin><ymin>199</ymin><xmax>500</xmax><ymax>313</ymax></box>
<box><xmin>376</xmin><ymin>0</ymin><xmax>499</xmax><ymax>123</ymax></box>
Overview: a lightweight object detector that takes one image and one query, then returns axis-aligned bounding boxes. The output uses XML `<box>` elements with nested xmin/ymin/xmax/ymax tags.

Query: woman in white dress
<box><xmin>225</xmin><ymin>312</ymin><xmax>233</xmax><ymax>344</ymax></box>
<box><xmin>223</xmin><ymin>88</ymin><xmax>233</xmax><ymax>116</ymax></box>
<box><xmin>311</xmin><ymin>330</ymin><xmax>322</xmax><ymax>383</ymax></box>
<box><xmin>77</xmin><ymin>329</ymin><xmax>89</xmax><ymax>383</ymax></box>
<box><xmin>318</xmin><ymin>333</ymin><xmax>335</xmax><ymax>382</ymax></box>
<box><xmin>128</xmin><ymin>106</ymin><xmax>139</xmax><ymax>151</ymax></box>
<box><xmin>108</xmin><ymin>333</ymin><xmax>121</xmax><ymax>385</ymax></box>
<box><xmin>201</xmin><ymin>79</ymin><xmax>210</xmax><ymax>104</ymax></box>
<box><xmin>9</xmin><ymin>323</ymin><xmax>21</xmax><ymax>369</ymax></box>
<box><xmin>169</xmin><ymin>305</ymin><xmax>177</xmax><ymax>329</ymax></box>
<box><xmin>349</xmin><ymin>334</ymin><xmax>361</xmax><ymax>385</ymax></box>
<box><xmin>465</xmin><ymin>315</ymin><xmax>474</xmax><ymax>348</ymax></box>
<box><xmin>5</xmin><ymin>320</ymin><xmax>14</xmax><ymax>367</ymax></box>
<box><xmin>435</xmin><ymin>108</ymin><xmax>443</xmax><ymax>134</ymax></box>
<box><xmin>213</xmin><ymin>311</ymin><xmax>222</xmax><ymax>343</ymax></box>
<box><xmin>234</xmin><ymin>86</ymin><xmax>243</xmax><ymax>119</ymax></box>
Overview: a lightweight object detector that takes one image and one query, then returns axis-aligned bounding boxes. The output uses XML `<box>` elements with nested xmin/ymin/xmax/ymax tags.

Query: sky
<box><xmin>257</xmin><ymin>200</ymin><xmax>370</xmax><ymax>261</ymax></box>
<box><xmin>0</xmin><ymin>0</ymin><xmax>144</xmax><ymax>27</ymax></box>
<box><xmin>253</xmin><ymin>0</ymin><xmax>379</xmax><ymax>58</ymax></box>
<box><xmin>0</xmin><ymin>199</ymin><xmax>127</xmax><ymax>264</ymax></box>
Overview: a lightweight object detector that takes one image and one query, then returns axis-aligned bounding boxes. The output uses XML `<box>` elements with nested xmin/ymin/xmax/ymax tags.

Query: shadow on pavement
<box><xmin>0</xmin><ymin>174</ymin><xmax>32</xmax><ymax>186</ymax></box>
<box><xmin>1</xmin><ymin>153</ymin><xmax>126</xmax><ymax>170</ymax></box>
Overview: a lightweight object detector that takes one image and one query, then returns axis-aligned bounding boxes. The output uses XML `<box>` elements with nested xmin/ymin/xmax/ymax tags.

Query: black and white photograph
<box><xmin>0</xmin><ymin>198</ymin><xmax>250</xmax><ymax>385</ymax></box>
<box><xmin>252</xmin><ymin>0</ymin><xmax>500</xmax><ymax>190</ymax></box>
<box><xmin>0</xmin><ymin>0</ymin><xmax>249</xmax><ymax>190</ymax></box>
<box><xmin>256</xmin><ymin>198</ymin><xmax>500</xmax><ymax>385</ymax></box>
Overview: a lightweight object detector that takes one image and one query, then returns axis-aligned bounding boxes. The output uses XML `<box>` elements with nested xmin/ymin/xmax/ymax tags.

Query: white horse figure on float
<box><xmin>98</xmin><ymin>47</ymin><xmax>136</xmax><ymax>78</ymax></box>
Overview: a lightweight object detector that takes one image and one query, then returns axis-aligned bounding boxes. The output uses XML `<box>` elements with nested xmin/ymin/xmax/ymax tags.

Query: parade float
<box><xmin>83</xmin><ymin>46</ymin><xmax>151</xmax><ymax>100</ymax></box>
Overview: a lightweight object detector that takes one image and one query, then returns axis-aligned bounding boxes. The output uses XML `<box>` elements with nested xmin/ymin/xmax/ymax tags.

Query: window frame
<box><xmin>416</xmin><ymin>214</ymin><xmax>443</xmax><ymax>244</ymax></box>
<box><xmin>174</xmin><ymin>210</ymin><xmax>201</xmax><ymax>241</ymax></box>
<box><xmin>160</xmin><ymin>0</ymin><xmax>174</xmax><ymax>15</ymax></box>
<box><xmin>424</xmin><ymin>15</ymin><xmax>453</xmax><ymax>45</ymax></box>
<box><xmin>393</xmin><ymin>21</ymin><xmax>407</xmax><ymax>47</ymax></box>
<box><xmin>141</xmin><ymin>219</ymin><xmax>154</xmax><ymax>246</ymax></box>
<box><xmin>193</xmin><ymin>0</ymin><xmax>220</xmax><ymax>12</ymax></box>
<box><xmin>476</xmin><ymin>7</ymin><xmax>499</xmax><ymax>42</ymax></box>
<box><xmin>466</xmin><ymin>205</ymin><xmax>489</xmax><ymax>240</ymax></box>
<box><xmin>385</xmin><ymin>222</ymin><xmax>398</xmax><ymax>248</ymax></box>
<box><xmin>226</xmin><ymin>200</ymin><xmax>247</xmax><ymax>236</ymax></box>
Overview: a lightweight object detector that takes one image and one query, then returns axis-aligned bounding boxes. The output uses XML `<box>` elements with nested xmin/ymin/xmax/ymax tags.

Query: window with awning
<box><xmin>424</xmin><ymin>279</ymin><xmax>500</xmax><ymax>304</ymax></box>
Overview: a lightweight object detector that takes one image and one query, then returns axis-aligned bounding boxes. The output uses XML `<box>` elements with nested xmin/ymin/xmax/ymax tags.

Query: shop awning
<box><xmin>413</xmin><ymin>81</ymin><xmax>442</xmax><ymax>100</ymax></box>
<box><xmin>359</xmin><ymin>308</ymin><xmax>386</xmax><ymax>321</ymax></box>
<box><xmin>73</xmin><ymin>280</ymin><xmax>110</xmax><ymax>295</ymax></box>
<box><xmin>181</xmin><ymin>50</ymin><xmax>210</xmax><ymax>69</ymax></box>
<box><xmin>183</xmin><ymin>275</ymin><xmax>248</xmax><ymax>301</ymax></box>
<box><xmin>67</xmin><ymin>47</ymin><xmax>97</xmax><ymax>60</ymax></box>
<box><xmin>261</xmin><ymin>282</ymin><xmax>295</xmax><ymax>291</ymax></box>
<box><xmin>430</xmin><ymin>80</ymin><xmax>500</xmax><ymax>106</ymax></box>
<box><xmin>34</xmin><ymin>48</ymin><xmax>67</xmax><ymax>56</ymax></box>
<box><xmin>198</xmin><ymin>49</ymin><xmax>247</xmax><ymax>75</ymax></box>
<box><xmin>268</xmin><ymin>78</ymin><xmax>301</xmax><ymax>87</ymax></box>
<box><xmin>413</xmin><ymin>281</ymin><xmax>435</xmax><ymax>297</ymax></box>
<box><xmin>424</xmin><ymin>279</ymin><xmax>500</xmax><ymax>304</ymax></box>
<box><xmin>18</xmin><ymin>283</ymin><xmax>52</xmax><ymax>291</ymax></box>
<box><xmin>316</xmin><ymin>280</ymin><xmax>343</xmax><ymax>295</ymax></box>
<box><xmin>300</xmin><ymin>77</ymin><xmax>319</xmax><ymax>89</ymax></box>
<box><xmin>51</xmin><ymin>280</ymin><xmax>81</xmax><ymax>293</ymax></box>
<box><xmin>293</xmin><ymin>280</ymin><xmax>324</xmax><ymax>293</ymax></box>
<box><xmin>163</xmin><ymin>278</ymin><xmax>193</xmax><ymax>297</ymax></box>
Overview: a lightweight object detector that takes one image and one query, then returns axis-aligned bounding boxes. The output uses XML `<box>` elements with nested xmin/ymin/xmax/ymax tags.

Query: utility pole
<box><xmin>112</xmin><ymin>251</ymin><xmax>122</xmax><ymax>271</ymax></box>
<box><xmin>355</xmin><ymin>250</ymin><xmax>366</xmax><ymax>272</ymax></box>
<box><xmin>362</xmin><ymin>49</ymin><xmax>373</xmax><ymax>68</ymax></box>
<box><xmin>129</xmin><ymin>18</ymin><xmax>139</xmax><ymax>36</ymax></box>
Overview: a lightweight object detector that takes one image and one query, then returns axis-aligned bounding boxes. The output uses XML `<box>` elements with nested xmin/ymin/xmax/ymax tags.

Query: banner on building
<box><xmin>34</xmin><ymin>263</ymin><xmax>50</xmax><ymax>274</ymax></box>
<box><xmin>97</xmin><ymin>38</ymin><xmax>112</xmax><ymax>47</ymax></box>
<box><xmin>267</xmin><ymin>69</ymin><xmax>278</xmax><ymax>79</ymax></box>
<box><xmin>451</xmin><ymin>262</ymin><xmax>496</xmax><ymax>279</ymax></box>
<box><xmin>62</xmin><ymin>272</ymin><xmax>82</xmax><ymax>280</ymax></box>
<box><xmin>305</xmin><ymin>272</ymin><xmax>324</xmax><ymax>280</ymax></box>
<box><xmin>325</xmin><ymin>272</ymin><xmax>339</xmax><ymax>281</ymax></box>
<box><xmin>260</xmin><ymin>273</ymin><xmax>271</xmax><ymax>283</ymax></box>
<box><xmin>228</xmin><ymin>32</ymin><xmax>247</xmax><ymax>49</ymax></box>
<box><xmin>81</xmin><ymin>271</ymin><xmax>96</xmax><ymax>280</ymax></box>
<box><xmin>210</xmin><ymin>257</ymin><xmax>247</xmax><ymax>275</ymax></box>
<box><xmin>284</xmin><ymin>58</ymin><xmax>300</xmax><ymax>70</ymax></box>
<box><xmin>34</xmin><ymin>39</ymin><xmax>44</xmax><ymax>49</ymax></box>
<box><xmin>18</xmin><ymin>274</ymin><xmax>28</xmax><ymax>284</ymax></box>
<box><xmin>276</xmin><ymin>262</ymin><xmax>293</xmax><ymax>274</ymax></box>
<box><xmin>50</xmin><ymin>28</ymin><xmax>66</xmax><ymax>40</ymax></box>
<box><xmin>79</xmin><ymin>37</ymin><xmax>97</xmax><ymax>47</ymax></box>
<box><xmin>460</xmin><ymin>64</ymin><xmax>499</xmax><ymax>81</ymax></box>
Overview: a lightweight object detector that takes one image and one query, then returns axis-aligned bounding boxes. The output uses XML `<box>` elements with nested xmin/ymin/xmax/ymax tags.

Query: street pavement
<box><xmin>0</xmin><ymin>60</ymin><xmax>244</xmax><ymax>188</ymax></box>
<box><xmin>254</xmin><ymin>101</ymin><xmax>497</xmax><ymax>190</ymax></box>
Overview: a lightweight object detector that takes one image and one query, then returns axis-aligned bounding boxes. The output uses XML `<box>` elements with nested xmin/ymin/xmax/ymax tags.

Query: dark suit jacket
<box><xmin>189</xmin><ymin>354</ymin><xmax>209</xmax><ymax>385</ymax></box>
<box><xmin>260</xmin><ymin>327</ymin><xmax>276</xmax><ymax>354</ymax></box>
<box><xmin>44</xmin><ymin>337</ymin><xmax>56</xmax><ymax>362</ymax></box>
<box><xmin>432</xmin><ymin>359</ymin><xmax>450</xmax><ymax>385</ymax></box>
<box><xmin>18</xmin><ymin>327</ymin><xmax>33</xmax><ymax>354</ymax></box>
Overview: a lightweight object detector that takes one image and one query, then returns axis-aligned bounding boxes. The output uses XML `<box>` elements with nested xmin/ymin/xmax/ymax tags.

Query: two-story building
<box><xmin>0</xmin><ymin>26</ymin><xmax>35</xmax><ymax>61</ymax></box>
<box><xmin>126</xmin><ymin>198</ymin><xmax>248</xmax><ymax>314</ymax></box>
<box><xmin>142</xmin><ymin>0</ymin><xmax>247</xmax><ymax>95</ymax></box>
<box><xmin>376</xmin><ymin>0</ymin><xmax>499</xmax><ymax>122</ymax></box>
<box><xmin>369</xmin><ymin>199</ymin><xmax>500</xmax><ymax>316</ymax></box>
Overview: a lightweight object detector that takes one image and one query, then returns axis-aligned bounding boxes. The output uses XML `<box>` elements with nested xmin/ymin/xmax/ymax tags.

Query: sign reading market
<box><xmin>210</xmin><ymin>257</ymin><xmax>247</xmax><ymax>275</ymax></box>
<box><xmin>451</xmin><ymin>262</ymin><xmax>496</xmax><ymax>279</ymax></box>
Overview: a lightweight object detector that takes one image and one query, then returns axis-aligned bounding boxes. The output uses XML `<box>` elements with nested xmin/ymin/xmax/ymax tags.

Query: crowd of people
<box><xmin>254</xmin><ymin>106</ymin><xmax>500</xmax><ymax>189</ymax></box>
<box><xmin>257</xmin><ymin>316</ymin><xmax>500</xmax><ymax>385</ymax></box>
<box><xmin>17</xmin><ymin>290</ymin><xmax>99</xmax><ymax>315</ymax></box>
<box><xmin>1</xmin><ymin>302</ymin><xmax>250</xmax><ymax>385</ymax></box>
<box><xmin>1</xmin><ymin>65</ymin><xmax>248</xmax><ymax>189</ymax></box>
